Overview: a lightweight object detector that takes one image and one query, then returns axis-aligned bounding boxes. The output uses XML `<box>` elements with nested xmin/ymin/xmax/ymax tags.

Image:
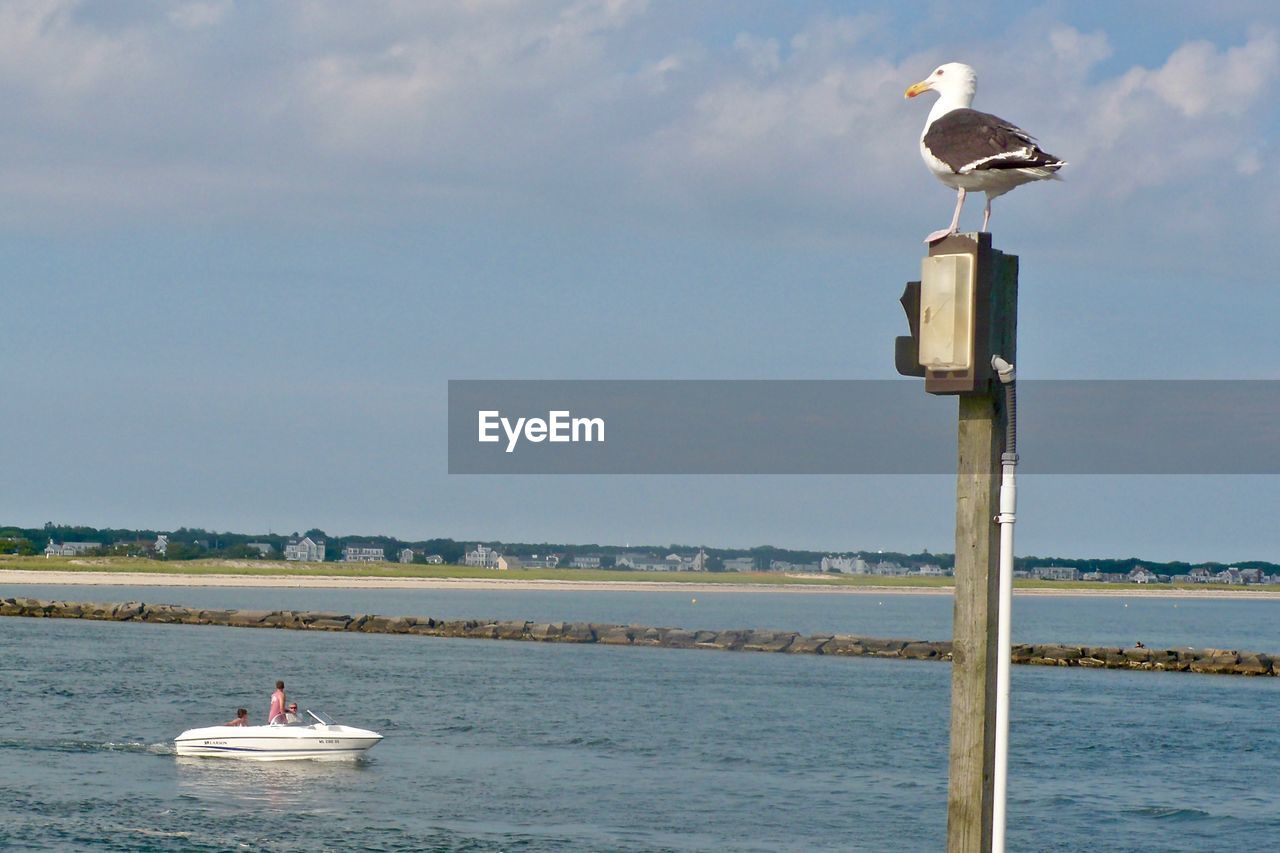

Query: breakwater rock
<box><xmin>2</xmin><ymin>597</ymin><xmax>1273</xmax><ymax>677</ymax></box>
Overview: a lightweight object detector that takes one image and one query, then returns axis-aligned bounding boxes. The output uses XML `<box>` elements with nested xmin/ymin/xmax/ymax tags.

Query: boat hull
<box><xmin>174</xmin><ymin>723</ymin><xmax>383</xmax><ymax>761</ymax></box>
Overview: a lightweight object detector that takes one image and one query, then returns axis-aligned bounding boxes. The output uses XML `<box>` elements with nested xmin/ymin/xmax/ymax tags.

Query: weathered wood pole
<box><xmin>946</xmin><ymin>392</ymin><xmax>1003</xmax><ymax>851</ymax></box>
<box><xmin>938</xmin><ymin>234</ymin><xmax>1017</xmax><ymax>852</ymax></box>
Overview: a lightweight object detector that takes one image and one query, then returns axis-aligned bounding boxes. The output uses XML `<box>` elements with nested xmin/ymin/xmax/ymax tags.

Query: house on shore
<box><xmin>285</xmin><ymin>537</ymin><xmax>325</xmax><ymax>562</ymax></box>
<box><xmin>1128</xmin><ymin>566</ymin><xmax>1158</xmax><ymax>584</ymax></box>
<box><xmin>464</xmin><ymin>545</ymin><xmax>500</xmax><ymax>568</ymax></box>
<box><xmin>1032</xmin><ymin>566</ymin><xmax>1080</xmax><ymax>582</ymax></box>
<box><xmin>44</xmin><ymin>541</ymin><xmax>101</xmax><ymax>558</ymax></box>
<box><xmin>343</xmin><ymin>543</ymin><xmax>385</xmax><ymax>563</ymax></box>
<box><xmin>771</xmin><ymin>560</ymin><xmax>822</xmax><ymax>573</ymax></box>
<box><xmin>821</xmin><ymin>555</ymin><xmax>869</xmax><ymax>574</ymax></box>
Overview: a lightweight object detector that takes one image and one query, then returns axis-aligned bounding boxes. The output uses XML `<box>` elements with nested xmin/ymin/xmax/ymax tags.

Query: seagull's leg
<box><xmin>926</xmin><ymin>188</ymin><xmax>965</xmax><ymax>243</ymax></box>
<box><xmin>982</xmin><ymin>195</ymin><xmax>992</xmax><ymax>232</ymax></box>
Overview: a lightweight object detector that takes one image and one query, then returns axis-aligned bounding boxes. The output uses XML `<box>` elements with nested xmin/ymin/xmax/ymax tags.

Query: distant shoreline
<box><xmin>3</xmin><ymin>569</ymin><xmax>1280</xmax><ymax>600</ymax></box>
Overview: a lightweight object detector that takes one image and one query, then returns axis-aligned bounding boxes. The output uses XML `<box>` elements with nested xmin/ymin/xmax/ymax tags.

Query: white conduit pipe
<box><xmin>990</xmin><ymin>354</ymin><xmax>1017</xmax><ymax>853</ymax></box>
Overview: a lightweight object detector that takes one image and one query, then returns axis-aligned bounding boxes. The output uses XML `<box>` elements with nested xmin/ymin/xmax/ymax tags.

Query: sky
<box><xmin>6</xmin><ymin>0</ymin><xmax>1280</xmax><ymax>563</ymax></box>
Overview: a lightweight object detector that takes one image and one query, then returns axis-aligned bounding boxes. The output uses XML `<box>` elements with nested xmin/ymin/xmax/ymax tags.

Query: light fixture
<box><xmin>918</xmin><ymin>253</ymin><xmax>975</xmax><ymax>371</ymax></box>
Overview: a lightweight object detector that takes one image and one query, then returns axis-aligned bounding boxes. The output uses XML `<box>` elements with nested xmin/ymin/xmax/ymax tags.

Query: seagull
<box><xmin>905</xmin><ymin>62</ymin><xmax>1065</xmax><ymax>243</ymax></box>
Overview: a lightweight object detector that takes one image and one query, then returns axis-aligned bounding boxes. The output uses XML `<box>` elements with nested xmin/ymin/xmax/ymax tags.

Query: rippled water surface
<box><xmin>2</xmin><ymin>584</ymin><xmax>1279</xmax><ymax>851</ymax></box>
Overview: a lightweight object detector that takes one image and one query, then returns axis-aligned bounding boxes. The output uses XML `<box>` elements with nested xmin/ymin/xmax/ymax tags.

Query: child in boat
<box><xmin>225</xmin><ymin>708</ymin><xmax>250</xmax><ymax>727</ymax></box>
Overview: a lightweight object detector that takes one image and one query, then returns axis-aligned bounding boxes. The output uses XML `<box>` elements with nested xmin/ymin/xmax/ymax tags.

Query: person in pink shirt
<box><xmin>268</xmin><ymin>680</ymin><xmax>287</xmax><ymax>724</ymax></box>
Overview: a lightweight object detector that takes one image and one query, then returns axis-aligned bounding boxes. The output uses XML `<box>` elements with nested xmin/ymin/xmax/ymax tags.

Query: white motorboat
<box><xmin>174</xmin><ymin>710</ymin><xmax>383</xmax><ymax>760</ymax></box>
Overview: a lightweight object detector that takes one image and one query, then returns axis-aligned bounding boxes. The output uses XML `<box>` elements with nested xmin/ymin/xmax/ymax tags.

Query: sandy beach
<box><xmin>3</xmin><ymin>569</ymin><xmax>1279</xmax><ymax>599</ymax></box>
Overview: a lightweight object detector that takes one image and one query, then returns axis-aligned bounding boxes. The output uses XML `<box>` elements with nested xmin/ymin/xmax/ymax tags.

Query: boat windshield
<box><xmin>305</xmin><ymin>709</ymin><xmax>331</xmax><ymax>726</ymax></box>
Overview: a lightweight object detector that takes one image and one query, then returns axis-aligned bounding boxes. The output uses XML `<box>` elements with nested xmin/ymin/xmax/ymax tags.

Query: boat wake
<box><xmin>0</xmin><ymin>738</ymin><xmax>174</xmax><ymax>756</ymax></box>
<box><xmin>1128</xmin><ymin>805</ymin><xmax>1213</xmax><ymax>821</ymax></box>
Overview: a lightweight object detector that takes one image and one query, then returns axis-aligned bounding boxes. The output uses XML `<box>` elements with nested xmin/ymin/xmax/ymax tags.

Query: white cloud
<box><xmin>734</xmin><ymin>33</ymin><xmax>781</xmax><ymax>77</ymax></box>
<box><xmin>635</xmin><ymin>53</ymin><xmax>686</xmax><ymax>94</ymax></box>
<box><xmin>0</xmin><ymin>2</ymin><xmax>1273</xmax><ymax>239</ymax></box>
<box><xmin>291</xmin><ymin>0</ymin><xmax>652</xmax><ymax>165</ymax></box>
<box><xmin>0</xmin><ymin>0</ymin><xmax>152</xmax><ymax>96</ymax></box>
<box><xmin>1047</xmin><ymin>25</ymin><xmax>1112</xmax><ymax>75</ymax></box>
<box><xmin>1040</xmin><ymin>27</ymin><xmax>1278</xmax><ymax>203</ymax></box>
<box><xmin>1236</xmin><ymin>150</ymin><xmax>1263</xmax><ymax>175</ymax></box>
<box><xmin>1144</xmin><ymin>28</ymin><xmax>1277</xmax><ymax>118</ymax></box>
<box><xmin>168</xmin><ymin>1</ymin><xmax>232</xmax><ymax>31</ymax></box>
<box><xmin>632</xmin><ymin>16</ymin><xmax>917</xmax><ymax>224</ymax></box>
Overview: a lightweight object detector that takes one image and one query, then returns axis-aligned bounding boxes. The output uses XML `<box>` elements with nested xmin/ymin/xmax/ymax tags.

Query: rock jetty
<box><xmin>2</xmin><ymin>597</ymin><xmax>1274</xmax><ymax>677</ymax></box>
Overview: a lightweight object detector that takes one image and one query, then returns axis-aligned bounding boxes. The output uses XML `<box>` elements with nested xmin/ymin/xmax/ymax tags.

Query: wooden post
<box><xmin>941</xmin><ymin>235</ymin><xmax>1018</xmax><ymax>852</ymax></box>
<box><xmin>946</xmin><ymin>393</ymin><xmax>1004</xmax><ymax>852</ymax></box>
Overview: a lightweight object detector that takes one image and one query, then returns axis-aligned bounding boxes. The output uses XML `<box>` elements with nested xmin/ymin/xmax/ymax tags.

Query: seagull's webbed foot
<box><xmin>924</xmin><ymin>227</ymin><xmax>956</xmax><ymax>244</ymax></box>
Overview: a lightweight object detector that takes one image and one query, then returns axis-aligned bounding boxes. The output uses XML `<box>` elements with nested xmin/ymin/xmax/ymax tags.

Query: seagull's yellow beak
<box><xmin>904</xmin><ymin>80</ymin><xmax>931</xmax><ymax>99</ymax></box>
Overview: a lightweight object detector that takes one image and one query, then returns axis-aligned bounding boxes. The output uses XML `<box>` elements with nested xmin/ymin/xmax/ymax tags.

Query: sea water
<box><xmin>1</xmin><ymin>587</ymin><xmax>1278</xmax><ymax>851</ymax></box>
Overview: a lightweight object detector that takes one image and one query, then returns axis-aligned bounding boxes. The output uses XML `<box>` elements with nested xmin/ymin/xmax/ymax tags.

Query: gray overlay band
<box><xmin>448</xmin><ymin>380</ymin><xmax>1279</xmax><ymax>474</ymax></box>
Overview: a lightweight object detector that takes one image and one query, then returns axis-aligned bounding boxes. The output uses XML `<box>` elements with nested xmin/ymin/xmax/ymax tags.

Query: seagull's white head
<box><xmin>905</xmin><ymin>62</ymin><xmax>977</xmax><ymax>107</ymax></box>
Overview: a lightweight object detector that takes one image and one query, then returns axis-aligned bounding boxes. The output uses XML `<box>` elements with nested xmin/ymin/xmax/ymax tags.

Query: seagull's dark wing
<box><xmin>923</xmin><ymin>108</ymin><xmax>1064</xmax><ymax>174</ymax></box>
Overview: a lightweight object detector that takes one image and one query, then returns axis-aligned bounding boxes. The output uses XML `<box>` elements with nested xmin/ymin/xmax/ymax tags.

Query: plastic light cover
<box><xmin>918</xmin><ymin>253</ymin><xmax>974</xmax><ymax>370</ymax></box>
